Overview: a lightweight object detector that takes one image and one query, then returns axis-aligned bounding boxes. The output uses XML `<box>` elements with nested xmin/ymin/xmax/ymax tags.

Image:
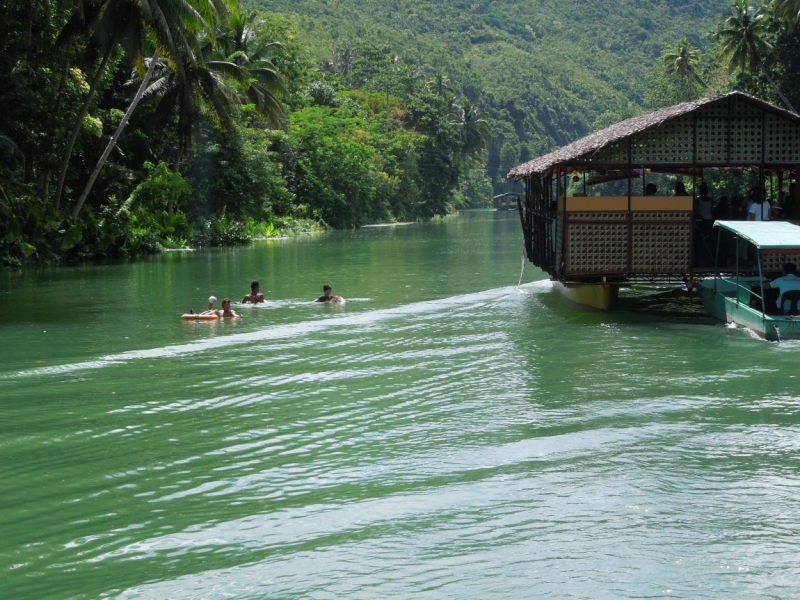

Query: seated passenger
<box><xmin>674</xmin><ymin>181</ymin><xmax>688</xmax><ymax>196</ymax></box>
<box><xmin>219</xmin><ymin>298</ymin><xmax>242</xmax><ymax>318</ymax></box>
<box><xmin>763</xmin><ymin>263</ymin><xmax>800</xmax><ymax>314</ymax></box>
<box><xmin>242</xmin><ymin>280</ymin><xmax>266</xmax><ymax>304</ymax></box>
<box><xmin>645</xmin><ymin>183</ymin><xmax>658</xmax><ymax>196</ymax></box>
<box><xmin>315</xmin><ymin>284</ymin><xmax>344</xmax><ymax>304</ymax></box>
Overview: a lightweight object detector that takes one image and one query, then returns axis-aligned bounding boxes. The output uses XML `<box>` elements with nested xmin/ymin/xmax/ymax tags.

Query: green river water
<box><xmin>2</xmin><ymin>210</ymin><xmax>800</xmax><ymax>599</ymax></box>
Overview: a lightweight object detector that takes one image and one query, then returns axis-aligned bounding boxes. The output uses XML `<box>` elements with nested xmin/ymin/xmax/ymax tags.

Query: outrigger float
<box><xmin>696</xmin><ymin>221</ymin><xmax>800</xmax><ymax>340</ymax></box>
<box><xmin>508</xmin><ymin>91</ymin><xmax>800</xmax><ymax>311</ymax></box>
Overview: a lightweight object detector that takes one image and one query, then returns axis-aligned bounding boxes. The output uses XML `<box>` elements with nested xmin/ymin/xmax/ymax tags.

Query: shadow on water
<box><xmin>534</xmin><ymin>283</ymin><xmax>718</xmax><ymax>332</ymax></box>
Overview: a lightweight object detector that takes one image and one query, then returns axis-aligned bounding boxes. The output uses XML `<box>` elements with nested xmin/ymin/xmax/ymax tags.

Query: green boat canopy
<box><xmin>714</xmin><ymin>221</ymin><xmax>800</xmax><ymax>250</ymax></box>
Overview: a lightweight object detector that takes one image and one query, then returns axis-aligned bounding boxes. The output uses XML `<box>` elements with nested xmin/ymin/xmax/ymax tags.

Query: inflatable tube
<box><xmin>182</xmin><ymin>313</ymin><xmax>219</xmax><ymax>320</ymax></box>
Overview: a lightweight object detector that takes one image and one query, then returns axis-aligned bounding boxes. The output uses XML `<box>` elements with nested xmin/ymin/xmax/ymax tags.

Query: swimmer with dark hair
<box><xmin>242</xmin><ymin>280</ymin><xmax>266</xmax><ymax>303</ymax></box>
<box><xmin>315</xmin><ymin>284</ymin><xmax>345</xmax><ymax>304</ymax></box>
<box><xmin>219</xmin><ymin>298</ymin><xmax>242</xmax><ymax>318</ymax></box>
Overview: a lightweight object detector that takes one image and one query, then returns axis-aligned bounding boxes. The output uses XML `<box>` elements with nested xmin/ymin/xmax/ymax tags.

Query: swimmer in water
<box><xmin>315</xmin><ymin>284</ymin><xmax>344</xmax><ymax>304</ymax></box>
<box><xmin>219</xmin><ymin>298</ymin><xmax>242</xmax><ymax>318</ymax></box>
<box><xmin>242</xmin><ymin>280</ymin><xmax>266</xmax><ymax>304</ymax></box>
<box><xmin>188</xmin><ymin>295</ymin><xmax>218</xmax><ymax>316</ymax></box>
<box><xmin>201</xmin><ymin>296</ymin><xmax>218</xmax><ymax>315</ymax></box>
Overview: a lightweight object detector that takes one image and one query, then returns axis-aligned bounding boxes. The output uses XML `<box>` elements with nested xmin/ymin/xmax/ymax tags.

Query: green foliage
<box><xmin>130</xmin><ymin>161</ymin><xmax>192</xmax><ymax>213</ymax></box>
<box><xmin>259</xmin><ymin>0</ymin><xmax>729</xmax><ymax>160</ymax></box>
<box><xmin>454</xmin><ymin>168</ymin><xmax>495</xmax><ymax>209</ymax></box>
<box><xmin>197</xmin><ymin>207</ymin><xmax>252</xmax><ymax>246</ymax></box>
<box><xmin>645</xmin><ymin>38</ymin><xmax>707</xmax><ymax>108</ymax></box>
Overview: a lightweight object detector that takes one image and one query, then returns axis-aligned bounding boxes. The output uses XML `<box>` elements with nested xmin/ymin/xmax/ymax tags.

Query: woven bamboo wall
<box><xmin>572</xmin><ymin>99</ymin><xmax>800</xmax><ymax>167</ymax></box>
<box><xmin>761</xmin><ymin>252</ymin><xmax>800</xmax><ymax>273</ymax></box>
<box><xmin>565</xmin><ymin>211</ymin><xmax>691</xmax><ymax>275</ymax></box>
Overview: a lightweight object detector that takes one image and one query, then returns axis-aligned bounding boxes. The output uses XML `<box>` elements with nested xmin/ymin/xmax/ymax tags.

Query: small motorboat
<box><xmin>695</xmin><ymin>220</ymin><xmax>800</xmax><ymax>340</ymax></box>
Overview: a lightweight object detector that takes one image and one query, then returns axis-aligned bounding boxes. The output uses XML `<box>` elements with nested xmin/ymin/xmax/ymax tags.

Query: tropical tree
<box><xmin>714</xmin><ymin>0</ymin><xmax>797</xmax><ymax>113</ymax></box>
<box><xmin>52</xmin><ymin>0</ymin><xmax>148</xmax><ymax>212</ymax></box>
<box><xmin>219</xmin><ymin>9</ymin><xmax>283</xmax><ymax>66</ymax></box>
<box><xmin>450</xmin><ymin>100</ymin><xmax>492</xmax><ymax>167</ymax></box>
<box><xmin>770</xmin><ymin>0</ymin><xmax>800</xmax><ymax>29</ymax></box>
<box><xmin>143</xmin><ymin>26</ymin><xmax>287</xmax><ymax>180</ymax></box>
<box><xmin>69</xmin><ymin>0</ymin><xmax>235</xmax><ymax>218</ymax></box>
<box><xmin>662</xmin><ymin>38</ymin><xmax>705</xmax><ymax>102</ymax></box>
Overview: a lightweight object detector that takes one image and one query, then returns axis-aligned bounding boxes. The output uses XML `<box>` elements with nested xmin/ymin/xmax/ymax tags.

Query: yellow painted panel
<box><xmin>566</xmin><ymin>197</ymin><xmax>628</xmax><ymax>211</ymax></box>
<box><xmin>631</xmin><ymin>196</ymin><xmax>693</xmax><ymax>211</ymax></box>
<box><xmin>566</xmin><ymin>196</ymin><xmax>693</xmax><ymax>211</ymax></box>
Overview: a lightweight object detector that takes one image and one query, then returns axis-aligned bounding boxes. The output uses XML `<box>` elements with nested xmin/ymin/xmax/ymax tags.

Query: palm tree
<box><xmin>770</xmin><ymin>0</ymin><xmax>800</xmax><ymax>29</ymax></box>
<box><xmin>450</xmin><ymin>100</ymin><xmax>492</xmax><ymax>167</ymax></box>
<box><xmin>144</xmin><ymin>28</ymin><xmax>287</xmax><ymax>175</ymax></box>
<box><xmin>219</xmin><ymin>9</ymin><xmax>283</xmax><ymax>66</ymax></box>
<box><xmin>662</xmin><ymin>38</ymin><xmax>704</xmax><ymax>102</ymax></box>
<box><xmin>714</xmin><ymin>0</ymin><xmax>797</xmax><ymax>113</ymax></box>
<box><xmin>69</xmin><ymin>0</ymin><xmax>232</xmax><ymax>218</ymax></box>
<box><xmin>52</xmin><ymin>0</ymin><xmax>145</xmax><ymax>212</ymax></box>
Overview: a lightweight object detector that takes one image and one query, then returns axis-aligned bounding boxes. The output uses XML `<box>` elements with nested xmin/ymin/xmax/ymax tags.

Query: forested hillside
<box><xmin>254</xmin><ymin>0</ymin><xmax>730</xmax><ymax>190</ymax></box>
<box><xmin>8</xmin><ymin>0</ymin><xmax>799</xmax><ymax>268</ymax></box>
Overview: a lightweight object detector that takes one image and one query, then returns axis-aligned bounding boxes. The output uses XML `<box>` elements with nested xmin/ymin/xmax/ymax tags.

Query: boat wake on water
<box><xmin>5</xmin><ymin>282</ymin><xmax>551</xmax><ymax>380</ymax></box>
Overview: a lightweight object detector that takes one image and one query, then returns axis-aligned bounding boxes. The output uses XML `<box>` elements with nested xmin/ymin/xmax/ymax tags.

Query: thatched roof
<box><xmin>508</xmin><ymin>91</ymin><xmax>800</xmax><ymax>179</ymax></box>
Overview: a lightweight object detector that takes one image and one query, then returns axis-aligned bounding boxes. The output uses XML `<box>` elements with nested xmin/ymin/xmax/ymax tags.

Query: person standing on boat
<box><xmin>748</xmin><ymin>197</ymin><xmax>771</xmax><ymax>220</ymax></box>
<box><xmin>695</xmin><ymin>183</ymin><xmax>714</xmax><ymax>251</ymax></box>
<box><xmin>696</xmin><ymin>183</ymin><xmax>713</xmax><ymax>222</ymax></box>
<box><xmin>748</xmin><ymin>188</ymin><xmax>770</xmax><ymax>221</ymax></box>
<box><xmin>763</xmin><ymin>263</ymin><xmax>800</xmax><ymax>314</ymax></box>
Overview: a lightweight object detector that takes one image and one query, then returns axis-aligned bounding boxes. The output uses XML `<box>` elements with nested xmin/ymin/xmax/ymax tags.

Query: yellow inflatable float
<box><xmin>181</xmin><ymin>313</ymin><xmax>219</xmax><ymax>320</ymax></box>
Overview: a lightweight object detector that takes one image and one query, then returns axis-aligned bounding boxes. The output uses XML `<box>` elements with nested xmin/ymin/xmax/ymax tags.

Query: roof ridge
<box><xmin>508</xmin><ymin>91</ymin><xmax>800</xmax><ymax>179</ymax></box>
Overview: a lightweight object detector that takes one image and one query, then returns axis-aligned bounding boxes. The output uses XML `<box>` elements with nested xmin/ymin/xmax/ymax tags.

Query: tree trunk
<box><xmin>762</xmin><ymin>67</ymin><xmax>798</xmax><ymax>115</ymax></box>
<box><xmin>71</xmin><ymin>50</ymin><xmax>160</xmax><ymax>220</ymax></box>
<box><xmin>37</xmin><ymin>169</ymin><xmax>50</xmax><ymax>200</ymax></box>
<box><xmin>53</xmin><ymin>41</ymin><xmax>115</xmax><ymax>212</ymax></box>
<box><xmin>168</xmin><ymin>148</ymin><xmax>183</xmax><ymax>214</ymax></box>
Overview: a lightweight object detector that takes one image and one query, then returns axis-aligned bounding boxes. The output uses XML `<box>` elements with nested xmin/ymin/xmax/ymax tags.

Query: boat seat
<box><xmin>780</xmin><ymin>290</ymin><xmax>800</xmax><ymax>316</ymax></box>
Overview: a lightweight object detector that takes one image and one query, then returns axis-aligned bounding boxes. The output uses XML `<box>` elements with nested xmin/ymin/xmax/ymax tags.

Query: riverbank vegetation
<box><xmin>2</xmin><ymin>0</ymin><xmax>797</xmax><ymax>268</ymax></box>
<box><xmin>0</xmin><ymin>0</ymin><xmax>493</xmax><ymax>267</ymax></box>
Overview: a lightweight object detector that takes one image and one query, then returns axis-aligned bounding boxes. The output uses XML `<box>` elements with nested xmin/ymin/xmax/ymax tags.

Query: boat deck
<box><xmin>698</xmin><ymin>276</ymin><xmax>800</xmax><ymax>340</ymax></box>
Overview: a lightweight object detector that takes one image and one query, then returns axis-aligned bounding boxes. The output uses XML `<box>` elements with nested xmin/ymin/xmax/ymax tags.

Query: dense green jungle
<box><xmin>3</xmin><ymin>0</ymin><xmax>800</xmax><ymax>268</ymax></box>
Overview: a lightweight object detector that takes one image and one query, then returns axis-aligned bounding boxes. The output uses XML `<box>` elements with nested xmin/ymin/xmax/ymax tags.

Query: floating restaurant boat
<box><xmin>507</xmin><ymin>91</ymin><xmax>800</xmax><ymax>311</ymax></box>
<box><xmin>696</xmin><ymin>221</ymin><xmax>800</xmax><ymax>340</ymax></box>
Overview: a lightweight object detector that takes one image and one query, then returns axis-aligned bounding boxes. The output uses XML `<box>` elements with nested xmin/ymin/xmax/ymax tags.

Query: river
<box><xmin>1</xmin><ymin>210</ymin><xmax>799</xmax><ymax>599</ymax></box>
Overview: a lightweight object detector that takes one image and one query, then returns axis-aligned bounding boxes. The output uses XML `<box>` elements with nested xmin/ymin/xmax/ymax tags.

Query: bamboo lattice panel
<box><xmin>696</xmin><ymin>118</ymin><xmax>727</xmax><ymax>163</ymax></box>
<box><xmin>634</xmin><ymin>211</ymin><xmax>692</xmax><ymax>221</ymax></box>
<box><xmin>585</xmin><ymin>142</ymin><xmax>628</xmax><ymax>165</ymax></box>
<box><xmin>630</xmin><ymin>117</ymin><xmax>694</xmax><ymax>164</ymax></box>
<box><xmin>761</xmin><ymin>252</ymin><xmax>798</xmax><ymax>272</ymax></box>
<box><xmin>566</xmin><ymin>224</ymin><xmax>628</xmax><ymax>272</ymax></box>
<box><xmin>568</xmin><ymin>211</ymin><xmax>626</xmax><ymax>221</ymax></box>
<box><xmin>730</xmin><ymin>118</ymin><xmax>763</xmax><ymax>163</ymax></box>
<box><xmin>631</xmin><ymin>224</ymin><xmax>691</xmax><ymax>272</ymax></box>
<box><xmin>765</xmin><ymin>114</ymin><xmax>800</xmax><ymax>163</ymax></box>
